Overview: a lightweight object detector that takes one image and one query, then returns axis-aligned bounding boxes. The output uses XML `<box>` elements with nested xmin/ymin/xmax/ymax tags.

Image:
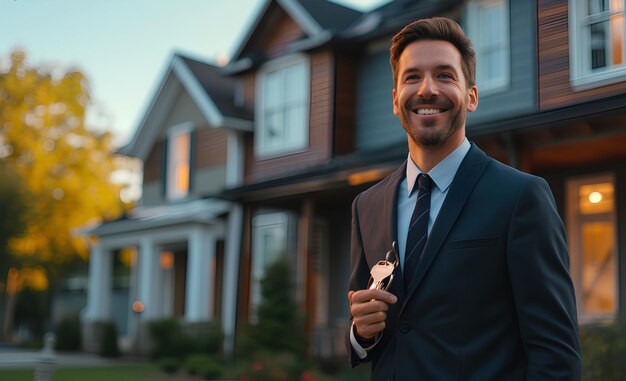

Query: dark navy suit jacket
<box><xmin>347</xmin><ymin>144</ymin><xmax>581</xmax><ymax>381</ymax></box>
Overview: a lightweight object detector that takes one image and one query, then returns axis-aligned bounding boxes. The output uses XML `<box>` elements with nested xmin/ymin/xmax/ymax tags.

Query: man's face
<box><xmin>392</xmin><ymin>40</ymin><xmax>478</xmax><ymax>148</ymax></box>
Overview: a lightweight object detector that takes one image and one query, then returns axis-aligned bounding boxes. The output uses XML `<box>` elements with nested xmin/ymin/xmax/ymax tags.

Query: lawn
<box><xmin>0</xmin><ymin>364</ymin><xmax>189</xmax><ymax>381</ymax></box>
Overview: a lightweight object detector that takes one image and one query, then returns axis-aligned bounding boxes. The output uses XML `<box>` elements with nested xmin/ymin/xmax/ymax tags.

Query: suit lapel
<box><xmin>403</xmin><ymin>144</ymin><xmax>491</xmax><ymax>304</ymax></box>
<box><xmin>382</xmin><ymin>161</ymin><xmax>407</xmax><ymax>301</ymax></box>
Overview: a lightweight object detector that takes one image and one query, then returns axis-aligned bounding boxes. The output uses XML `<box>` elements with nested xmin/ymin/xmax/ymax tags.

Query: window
<box><xmin>566</xmin><ymin>173</ymin><xmax>618</xmax><ymax>322</ymax></box>
<box><xmin>255</xmin><ymin>55</ymin><xmax>309</xmax><ymax>157</ymax></box>
<box><xmin>569</xmin><ymin>0</ymin><xmax>626</xmax><ymax>88</ymax></box>
<box><xmin>250</xmin><ymin>212</ymin><xmax>292</xmax><ymax>321</ymax></box>
<box><xmin>166</xmin><ymin>124</ymin><xmax>192</xmax><ymax>200</ymax></box>
<box><xmin>466</xmin><ymin>0</ymin><xmax>510</xmax><ymax>94</ymax></box>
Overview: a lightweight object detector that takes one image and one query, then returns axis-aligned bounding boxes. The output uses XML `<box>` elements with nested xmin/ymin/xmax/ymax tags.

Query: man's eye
<box><xmin>438</xmin><ymin>73</ymin><xmax>453</xmax><ymax>79</ymax></box>
<box><xmin>405</xmin><ymin>75</ymin><xmax>419</xmax><ymax>82</ymax></box>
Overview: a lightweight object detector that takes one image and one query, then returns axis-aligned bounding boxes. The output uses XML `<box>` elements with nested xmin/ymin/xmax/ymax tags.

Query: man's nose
<box><xmin>418</xmin><ymin>75</ymin><xmax>438</xmax><ymax>98</ymax></box>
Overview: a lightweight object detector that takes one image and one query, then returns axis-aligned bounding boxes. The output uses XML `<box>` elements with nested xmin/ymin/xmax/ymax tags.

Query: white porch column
<box><xmin>222</xmin><ymin>205</ymin><xmax>243</xmax><ymax>356</ymax></box>
<box><xmin>138</xmin><ymin>238</ymin><xmax>161</xmax><ymax>320</ymax></box>
<box><xmin>185</xmin><ymin>227</ymin><xmax>215</xmax><ymax>322</ymax></box>
<box><xmin>84</xmin><ymin>241</ymin><xmax>112</xmax><ymax>321</ymax></box>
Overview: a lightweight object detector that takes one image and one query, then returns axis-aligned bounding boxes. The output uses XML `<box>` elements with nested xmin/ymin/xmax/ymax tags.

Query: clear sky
<box><xmin>1</xmin><ymin>0</ymin><xmax>388</xmax><ymax>147</ymax></box>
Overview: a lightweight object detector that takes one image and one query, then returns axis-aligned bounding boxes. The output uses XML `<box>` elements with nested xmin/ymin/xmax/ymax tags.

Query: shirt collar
<box><xmin>406</xmin><ymin>138</ymin><xmax>471</xmax><ymax>195</ymax></box>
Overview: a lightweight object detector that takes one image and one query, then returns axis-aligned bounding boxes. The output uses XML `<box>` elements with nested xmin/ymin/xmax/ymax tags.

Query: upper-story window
<box><xmin>466</xmin><ymin>0</ymin><xmax>510</xmax><ymax>94</ymax></box>
<box><xmin>569</xmin><ymin>0</ymin><xmax>626</xmax><ymax>88</ymax></box>
<box><xmin>166</xmin><ymin>123</ymin><xmax>192</xmax><ymax>200</ymax></box>
<box><xmin>255</xmin><ymin>54</ymin><xmax>309</xmax><ymax>158</ymax></box>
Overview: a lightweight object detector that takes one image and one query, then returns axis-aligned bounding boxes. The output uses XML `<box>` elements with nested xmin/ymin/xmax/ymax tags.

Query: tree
<box><xmin>239</xmin><ymin>258</ymin><xmax>306</xmax><ymax>356</ymax></box>
<box><xmin>0</xmin><ymin>50</ymin><xmax>127</xmax><ymax>336</ymax></box>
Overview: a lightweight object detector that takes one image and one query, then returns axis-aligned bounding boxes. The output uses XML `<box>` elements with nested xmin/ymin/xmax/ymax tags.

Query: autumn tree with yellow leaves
<box><xmin>0</xmin><ymin>50</ymin><xmax>128</xmax><ymax>338</ymax></box>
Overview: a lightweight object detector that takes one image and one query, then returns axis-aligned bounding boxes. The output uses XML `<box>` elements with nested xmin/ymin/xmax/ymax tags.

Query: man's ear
<box><xmin>392</xmin><ymin>88</ymin><xmax>399</xmax><ymax>116</ymax></box>
<box><xmin>467</xmin><ymin>85</ymin><xmax>478</xmax><ymax>112</ymax></box>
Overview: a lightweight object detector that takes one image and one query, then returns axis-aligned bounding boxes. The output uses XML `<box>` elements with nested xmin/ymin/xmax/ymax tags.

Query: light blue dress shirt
<box><xmin>351</xmin><ymin>138</ymin><xmax>471</xmax><ymax>359</ymax></box>
<box><xmin>396</xmin><ymin>138</ymin><xmax>471</xmax><ymax>273</ymax></box>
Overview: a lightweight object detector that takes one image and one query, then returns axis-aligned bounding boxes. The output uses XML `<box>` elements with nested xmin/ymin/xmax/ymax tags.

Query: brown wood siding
<box><xmin>195</xmin><ymin>126</ymin><xmax>228</xmax><ymax>169</ymax></box>
<box><xmin>241</xmin><ymin>73</ymin><xmax>255</xmax><ymax>116</ymax></box>
<box><xmin>261</xmin><ymin>7</ymin><xmax>305</xmax><ymax>59</ymax></box>
<box><xmin>143</xmin><ymin>139</ymin><xmax>163</xmax><ymax>183</ymax></box>
<box><xmin>334</xmin><ymin>53</ymin><xmax>357</xmax><ymax>155</ymax></box>
<box><xmin>244</xmin><ymin>50</ymin><xmax>334</xmax><ymax>183</ymax></box>
<box><xmin>538</xmin><ymin>0</ymin><xmax>626</xmax><ymax>109</ymax></box>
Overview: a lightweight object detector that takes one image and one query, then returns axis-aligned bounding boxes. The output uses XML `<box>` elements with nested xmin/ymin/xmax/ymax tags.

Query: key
<box><xmin>368</xmin><ymin>260</ymin><xmax>395</xmax><ymax>290</ymax></box>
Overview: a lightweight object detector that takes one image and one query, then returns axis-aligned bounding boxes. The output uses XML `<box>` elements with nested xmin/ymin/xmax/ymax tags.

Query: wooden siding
<box><xmin>334</xmin><ymin>53</ymin><xmax>357</xmax><ymax>155</ymax></box>
<box><xmin>355</xmin><ymin>50</ymin><xmax>404</xmax><ymax>151</ymax></box>
<box><xmin>467</xmin><ymin>0</ymin><xmax>537</xmax><ymax>127</ymax></box>
<box><xmin>538</xmin><ymin>0</ymin><xmax>626</xmax><ymax>109</ymax></box>
<box><xmin>244</xmin><ymin>50</ymin><xmax>334</xmax><ymax>183</ymax></box>
<box><xmin>144</xmin><ymin>139</ymin><xmax>163</xmax><ymax>183</ymax></box>
<box><xmin>195</xmin><ymin>127</ymin><xmax>227</xmax><ymax>168</ymax></box>
<box><xmin>241</xmin><ymin>73</ymin><xmax>255</xmax><ymax>117</ymax></box>
<box><xmin>261</xmin><ymin>6</ymin><xmax>306</xmax><ymax>59</ymax></box>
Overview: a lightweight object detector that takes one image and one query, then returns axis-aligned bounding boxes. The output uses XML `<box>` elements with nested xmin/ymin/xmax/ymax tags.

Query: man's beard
<box><xmin>400</xmin><ymin>98</ymin><xmax>466</xmax><ymax>147</ymax></box>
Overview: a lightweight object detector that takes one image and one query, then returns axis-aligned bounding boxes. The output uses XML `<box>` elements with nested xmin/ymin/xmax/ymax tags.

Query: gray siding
<box><xmin>355</xmin><ymin>50</ymin><xmax>404</xmax><ymax>151</ymax></box>
<box><xmin>191</xmin><ymin>166</ymin><xmax>227</xmax><ymax>197</ymax></box>
<box><xmin>141</xmin><ymin>165</ymin><xmax>226</xmax><ymax>207</ymax></box>
<box><xmin>466</xmin><ymin>0</ymin><xmax>537</xmax><ymax>129</ymax></box>
<box><xmin>141</xmin><ymin>182</ymin><xmax>162</xmax><ymax>206</ymax></box>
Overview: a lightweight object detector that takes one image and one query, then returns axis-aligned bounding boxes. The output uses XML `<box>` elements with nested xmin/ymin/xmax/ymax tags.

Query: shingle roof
<box><xmin>294</xmin><ymin>0</ymin><xmax>362</xmax><ymax>32</ymax></box>
<box><xmin>341</xmin><ymin>0</ymin><xmax>464</xmax><ymax>41</ymax></box>
<box><xmin>177</xmin><ymin>54</ymin><xmax>252</xmax><ymax>120</ymax></box>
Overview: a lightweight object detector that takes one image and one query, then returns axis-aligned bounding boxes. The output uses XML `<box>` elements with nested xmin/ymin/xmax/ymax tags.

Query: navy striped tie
<box><xmin>404</xmin><ymin>173</ymin><xmax>432</xmax><ymax>290</ymax></box>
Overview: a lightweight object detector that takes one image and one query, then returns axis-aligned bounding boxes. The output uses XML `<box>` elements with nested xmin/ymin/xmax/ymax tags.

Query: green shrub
<box><xmin>148</xmin><ymin>319</ymin><xmax>182</xmax><ymax>359</ymax></box>
<box><xmin>98</xmin><ymin>321</ymin><xmax>120</xmax><ymax>358</ymax></box>
<box><xmin>184</xmin><ymin>353</ymin><xmax>210</xmax><ymax>375</ymax></box>
<box><xmin>581</xmin><ymin>321</ymin><xmax>626</xmax><ymax>381</ymax></box>
<box><xmin>198</xmin><ymin>357</ymin><xmax>224</xmax><ymax>380</ymax></box>
<box><xmin>54</xmin><ymin>315</ymin><xmax>81</xmax><ymax>351</ymax></box>
<box><xmin>158</xmin><ymin>357</ymin><xmax>179</xmax><ymax>374</ymax></box>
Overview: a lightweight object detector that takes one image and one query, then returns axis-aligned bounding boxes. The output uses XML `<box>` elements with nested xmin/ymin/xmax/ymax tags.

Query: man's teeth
<box><xmin>415</xmin><ymin>108</ymin><xmax>442</xmax><ymax>115</ymax></box>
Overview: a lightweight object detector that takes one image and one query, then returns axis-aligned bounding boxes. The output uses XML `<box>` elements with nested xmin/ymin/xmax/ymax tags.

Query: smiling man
<box><xmin>346</xmin><ymin>17</ymin><xmax>581</xmax><ymax>380</ymax></box>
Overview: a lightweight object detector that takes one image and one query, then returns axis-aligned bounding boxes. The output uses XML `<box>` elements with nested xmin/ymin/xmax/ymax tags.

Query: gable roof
<box><xmin>226</xmin><ymin>0</ymin><xmax>361</xmax><ymax>73</ymax></box>
<box><xmin>120</xmin><ymin>53</ymin><xmax>252</xmax><ymax>160</ymax></box>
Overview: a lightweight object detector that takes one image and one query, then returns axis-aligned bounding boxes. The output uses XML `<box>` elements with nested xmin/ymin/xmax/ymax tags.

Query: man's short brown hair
<box><xmin>390</xmin><ymin>17</ymin><xmax>476</xmax><ymax>89</ymax></box>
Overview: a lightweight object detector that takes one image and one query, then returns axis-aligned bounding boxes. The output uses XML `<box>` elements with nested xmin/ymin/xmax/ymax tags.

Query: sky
<box><xmin>0</xmin><ymin>0</ymin><xmax>389</xmax><ymax>147</ymax></box>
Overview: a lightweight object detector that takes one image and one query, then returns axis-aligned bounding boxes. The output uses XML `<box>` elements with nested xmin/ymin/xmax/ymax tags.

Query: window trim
<box><xmin>165</xmin><ymin>122</ymin><xmax>193</xmax><ymax>201</ymax></box>
<box><xmin>254</xmin><ymin>54</ymin><xmax>310</xmax><ymax>159</ymax></box>
<box><xmin>569</xmin><ymin>0</ymin><xmax>626</xmax><ymax>89</ymax></box>
<box><xmin>466</xmin><ymin>0</ymin><xmax>511</xmax><ymax>95</ymax></box>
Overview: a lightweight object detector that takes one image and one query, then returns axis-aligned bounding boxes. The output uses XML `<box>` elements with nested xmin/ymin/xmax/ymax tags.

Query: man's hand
<box><xmin>348</xmin><ymin>289</ymin><xmax>398</xmax><ymax>340</ymax></box>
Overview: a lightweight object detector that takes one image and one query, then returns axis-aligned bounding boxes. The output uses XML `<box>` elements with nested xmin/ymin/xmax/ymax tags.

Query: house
<box><xmin>81</xmin><ymin>53</ymin><xmax>251</xmax><ymax>354</ymax></box>
<box><xmin>221</xmin><ymin>0</ymin><xmax>540</xmax><ymax>359</ymax></box>
<box><xmin>83</xmin><ymin>0</ymin><xmax>626</xmax><ymax>359</ymax></box>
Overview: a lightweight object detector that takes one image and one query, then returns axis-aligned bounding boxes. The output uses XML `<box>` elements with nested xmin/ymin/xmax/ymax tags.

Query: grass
<box><xmin>0</xmin><ymin>364</ymin><xmax>190</xmax><ymax>381</ymax></box>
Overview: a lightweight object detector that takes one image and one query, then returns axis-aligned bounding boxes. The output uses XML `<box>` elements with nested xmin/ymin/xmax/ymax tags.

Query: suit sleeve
<box><xmin>506</xmin><ymin>176</ymin><xmax>582</xmax><ymax>380</ymax></box>
<box><xmin>345</xmin><ymin>193</ymin><xmax>375</xmax><ymax>366</ymax></box>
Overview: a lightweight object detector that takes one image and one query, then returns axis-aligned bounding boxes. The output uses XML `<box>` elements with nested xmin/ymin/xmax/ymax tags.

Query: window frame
<box><xmin>466</xmin><ymin>0</ymin><xmax>511</xmax><ymax>95</ymax></box>
<box><xmin>254</xmin><ymin>54</ymin><xmax>310</xmax><ymax>159</ymax></box>
<box><xmin>165</xmin><ymin>122</ymin><xmax>193</xmax><ymax>201</ymax></box>
<box><xmin>569</xmin><ymin>0</ymin><xmax>626</xmax><ymax>89</ymax></box>
<box><xmin>565</xmin><ymin>172</ymin><xmax>619</xmax><ymax>322</ymax></box>
<box><xmin>250</xmin><ymin>211</ymin><xmax>294</xmax><ymax>322</ymax></box>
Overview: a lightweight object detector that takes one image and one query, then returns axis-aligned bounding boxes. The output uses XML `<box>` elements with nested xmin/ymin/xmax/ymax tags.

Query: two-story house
<box><xmin>222</xmin><ymin>0</ymin><xmax>540</xmax><ymax>359</ymax></box>
<box><xmin>81</xmin><ymin>53</ymin><xmax>251</xmax><ymax>354</ymax></box>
